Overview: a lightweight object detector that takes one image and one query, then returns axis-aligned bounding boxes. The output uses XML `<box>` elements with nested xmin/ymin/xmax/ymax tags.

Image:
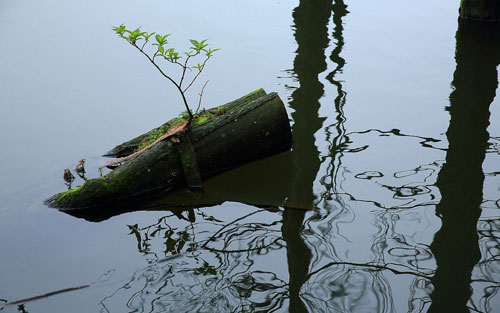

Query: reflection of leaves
<box><xmin>100</xmin><ymin>208</ymin><xmax>287</xmax><ymax>312</ymax></box>
<box><xmin>127</xmin><ymin>214</ymin><xmax>194</xmax><ymax>258</ymax></box>
<box><xmin>194</xmin><ymin>261</ymin><xmax>217</xmax><ymax>276</ymax></box>
<box><xmin>187</xmin><ymin>242</ymin><xmax>198</xmax><ymax>252</ymax></box>
<box><xmin>165</xmin><ymin>230</ymin><xmax>189</xmax><ymax>255</ymax></box>
<box><xmin>198</xmin><ymin>211</ymin><xmax>223</xmax><ymax>223</ymax></box>
<box><xmin>17</xmin><ymin>304</ymin><xmax>29</xmax><ymax>313</ymax></box>
<box><xmin>127</xmin><ymin>224</ymin><xmax>148</xmax><ymax>254</ymax></box>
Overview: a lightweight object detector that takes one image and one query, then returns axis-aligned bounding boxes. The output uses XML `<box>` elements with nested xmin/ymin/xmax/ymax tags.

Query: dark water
<box><xmin>1</xmin><ymin>0</ymin><xmax>500</xmax><ymax>312</ymax></box>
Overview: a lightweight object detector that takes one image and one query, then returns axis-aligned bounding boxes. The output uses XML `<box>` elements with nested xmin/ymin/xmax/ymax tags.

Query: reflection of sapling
<box><xmin>112</xmin><ymin>24</ymin><xmax>219</xmax><ymax>120</ymax></box>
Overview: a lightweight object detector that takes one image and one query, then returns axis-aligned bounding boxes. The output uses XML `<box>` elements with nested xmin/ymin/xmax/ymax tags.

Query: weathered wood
<box><xmin>45</xmin><ymin>91</ymin><xmax>292</xmax><ymax>209</ymax></box>
<box><xmin>60</xmin><ymin>151</ymin><xmax>293</xmax><ymax>222</ymax></box>
<box><xmin>104</xmin><ymin>88</ymin><xmax>268</xmax><ymax>158</ymax></box>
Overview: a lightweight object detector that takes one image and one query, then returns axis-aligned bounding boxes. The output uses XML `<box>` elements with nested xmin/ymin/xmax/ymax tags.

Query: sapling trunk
<box><xmin>114</xmin><ymin>26</ymin><xmax>219</xmax><ymax>121</ymax></box>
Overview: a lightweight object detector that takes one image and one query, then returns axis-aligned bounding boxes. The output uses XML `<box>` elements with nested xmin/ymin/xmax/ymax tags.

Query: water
<box><xmin>1</xmin><ymin>0</ymin><xmax>499</xmax><ymax>312</ymax></box>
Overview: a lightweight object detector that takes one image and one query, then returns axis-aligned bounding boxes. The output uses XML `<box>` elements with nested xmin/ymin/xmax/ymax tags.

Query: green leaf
<box><xmin>189</xmin><ymin>39</ymin><xmax>199</xmax><ymax>47</ymax></box>
<box><xmin>155</xmin><ymin>34</ymin><xmax>163</xmax><ymax>44</ymax></box>
<box><xmin>158</xmin><ymin>46</ymin><xmax>165</xmax><ymax>54</ymax></box>
<box><xmin>204</xmin><ymin>48</ymin><xmax>220</xmax><ymax>56</ymax></box>
<box><xmin>112</xmin><ymin>24</ymin><xmax>126</xmax><ymax>35</ymax></box>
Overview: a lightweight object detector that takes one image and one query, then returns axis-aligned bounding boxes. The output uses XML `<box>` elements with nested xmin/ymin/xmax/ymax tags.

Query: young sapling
<box><xmin>112</xmin><ymin>24</ymin><xmax>219</xmax><ymax>121</ymax></box>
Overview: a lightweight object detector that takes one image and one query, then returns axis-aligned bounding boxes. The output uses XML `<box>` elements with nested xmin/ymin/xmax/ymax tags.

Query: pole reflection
<box><xmin>428</xmin><ymin>20</ymin><xmax>500</xmax><ymax>313</ymax></box>
<box><xmin>283</xmin><ymin>0</ymin><xmax>333</xmax><ymax>311</ymax></box>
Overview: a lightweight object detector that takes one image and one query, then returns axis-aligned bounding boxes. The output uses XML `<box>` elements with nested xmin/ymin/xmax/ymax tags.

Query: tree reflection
<box><xmin>428</xmin><ymin>20</ymin><xmax>500</xmax><ymax>313</ymax></box>
<box><xmin>98</xmin><ymin>207</ymin><xmax>287</xmax><ymax>312</ymax></box>
<box><xmin>322</xmin><ymin>0</ymin><xmax>349</xmax><ymax>200</ymax></box>
<box><xmin>286</xmin><ymin>0</ymin><xmax>330</xmax><ymax>209</ymax></box>
<box><xmin>283</xmin><ymin>0</ymin><xmax>337</xmax><ymax>311</ymax></box>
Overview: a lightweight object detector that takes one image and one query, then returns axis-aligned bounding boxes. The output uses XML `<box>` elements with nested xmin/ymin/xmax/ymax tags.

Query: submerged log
<box><xmin>62</xmin><ymin>151</ymin><xmax>293</xmax><ymax>222</ymax></box>
<box><xmin>45</xmin><ymin>90</ymin><xmax>292</xmax><ymax>209</ymax></box>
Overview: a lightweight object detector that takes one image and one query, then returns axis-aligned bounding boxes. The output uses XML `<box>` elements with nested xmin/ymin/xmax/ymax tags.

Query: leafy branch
<box><xmin>112</xmin><ymin>24</ymin><xmax>219</xmax><ymax>120</ymax></box>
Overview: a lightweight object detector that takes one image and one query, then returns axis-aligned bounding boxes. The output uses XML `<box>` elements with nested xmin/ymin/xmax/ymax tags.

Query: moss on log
<box><xmin>104</xmin><ymin>88</ymin><xmax>268</xmax><ymax>158</ymax></box>
<box><xmin>46</xmin><ymin>90</ymin><xmax>292</xmax><ymax>209</ymax></box>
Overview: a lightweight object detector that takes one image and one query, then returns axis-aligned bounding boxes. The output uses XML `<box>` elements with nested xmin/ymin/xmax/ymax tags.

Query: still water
<box><xmin>1</xmin><ymin>0</ymin><xmax>500</xmax><ymax>312</ymax></box>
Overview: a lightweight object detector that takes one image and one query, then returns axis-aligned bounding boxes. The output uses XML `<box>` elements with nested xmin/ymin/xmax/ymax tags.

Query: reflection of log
<box><xmin>61</xmin><ymin>151</ymin><xmax>293</xmax><ymax>222</ymax></box>
<box><xmin>45</xmin><ymin>90</ymin><xmax>292</xmax><ymax>209</ymax></box>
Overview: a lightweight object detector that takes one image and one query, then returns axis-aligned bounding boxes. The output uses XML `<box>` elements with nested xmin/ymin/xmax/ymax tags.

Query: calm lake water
<box><xmin>1</xmin><ymin>0</ymin><xmax>500</xmax><ymax>312</ymax></box>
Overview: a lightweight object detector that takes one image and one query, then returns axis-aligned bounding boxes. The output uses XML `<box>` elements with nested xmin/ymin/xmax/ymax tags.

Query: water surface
<box><xmin>1</xmin><ymin>0</ymin><xmax>500</xmax><ymax>312</ymax></box>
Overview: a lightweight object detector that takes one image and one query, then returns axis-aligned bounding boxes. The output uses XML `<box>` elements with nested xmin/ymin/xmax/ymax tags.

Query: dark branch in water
<box><xmin>201</xmin><ymin>208</ymin><xmax>268</xmax><ymax>249</ymax></box>
<box><xmin>0</xmin><ymin>285</ymin><xmax>90</xmax><ymax>308</ymax></box>
<box><xmin>305</xmin><ymin>261</ymin><xmax>433</xmax><ymax>280</ymax></box>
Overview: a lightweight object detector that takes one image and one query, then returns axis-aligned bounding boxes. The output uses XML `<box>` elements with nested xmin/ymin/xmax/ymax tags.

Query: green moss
<box><xmin>192</xmin><ymin>115</ymin><xmax>210</xmax><ymax>125</ymax></box>
<box><xmin>175</xmin><ymin>132</ymin><xmax>201</xmax><ymax>186</ymax></box>
<box><xmin>136</xmin><ymin>117</ymin><xmax>186</xmax><ymax>152</ymax></box>
<box><xmin>134</xmin><ymin>113</ymin><xmax>218</xmax><ymax>152</ymax></box>
<box><xmin>54</xmin><ymin>168</ymin><xmax>121</xmax><ymax>207</ymax></box>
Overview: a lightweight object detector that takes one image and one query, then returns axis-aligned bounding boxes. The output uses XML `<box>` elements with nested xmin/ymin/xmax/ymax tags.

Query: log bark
<box><xmin>45</xmin><ymin>91</ymin><xmax>292</xmax><ymax>209</ymax></box>
<box><xmin>460</xmin><ymin>0</ymin><xmax>500</xmax><ymax>22</ymax></box>
<box><xmin>104</xmin><ymin>88</ymin><xmax>268</xmax><ymax>158</ymax></box>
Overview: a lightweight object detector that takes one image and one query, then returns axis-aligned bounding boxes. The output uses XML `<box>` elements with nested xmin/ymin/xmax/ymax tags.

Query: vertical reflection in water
<box><xmin>282</xmin><ymin>209</ymin><xmax>313</xmax><ymax>313</ymax></box>
<box><xmin>325</xmin><ymin>0</ymin><xmax>349</xmax><ymax>191</ymax></box>
<box><xmin>428</xmin><ymin>20</ymin><xmax>500</xmax><ymax>313</ymax></box>
<box><xmin>318</xmin><ymin>0</ymin><xmax>351</xmax><ymax>239</ymax></box>
<box><xmin>286</xmin><ymin>0</ymin><xmax>330</xmax><ymax>209</ymax></box>
<box><xmin>283</xmin><ymin>1</ymin><xmax>332</xmax><ymax>312</ymax></box>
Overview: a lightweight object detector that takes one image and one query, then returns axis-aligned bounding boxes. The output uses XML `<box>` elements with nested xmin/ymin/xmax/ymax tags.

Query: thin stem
<box><xmin>131</xmin><ymin>42</ymin><xmax>193</xmax><ymax>119</ymax></box>
<box><xmin>201</xmin><ymin>209</ymin><xmax>266</xmax><ymax>249</ymax></box>
<box><xmin>183</xmin><ymin>55</ymin><xmax>210</xmax><ymax>93</ymax></box>
<box><xmin>1</xmin><ymin>285</ymin><xmax>90</xmax><ymax>307</ymax></box>
<box><xmin>179</xmin><ymin>51</ymin><xmax>199</xmax><ymax>87</ymax></box>
<box><xmin>196</xmin><ymin>80</ymin><xmax>209</xmax><ymax>114</ymax></box>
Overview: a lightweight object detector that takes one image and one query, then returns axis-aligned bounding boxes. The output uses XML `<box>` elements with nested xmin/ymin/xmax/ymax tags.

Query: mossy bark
<box><xmin>460</xmin><ymin>0</ymin><xmax>500</xmax><ymax>22</ymax></box>
<box><xmin>104</xmin><ymin>88</ymin><xmax>268</xmax><ymax>158</ymax></box>
<box><xmin>46</xmin><ymin>91</ymin><xmax>292</xmax><ymax>209</ymax></box>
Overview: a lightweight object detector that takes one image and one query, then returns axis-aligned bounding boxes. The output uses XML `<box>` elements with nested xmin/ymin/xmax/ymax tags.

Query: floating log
<box><xmin>45</xmin><ymin>90</ymin><xmax>292</xmax><ymax>209</ymax></box>
<box><xmin>104</xmin><ymin>88</ymin><xmax>268</xmax><ymax>158</ymax></box>
<box><xmin>61</xmin><ymin>151</ymin><xmax>293</xmax><ymax>222</ymax></box>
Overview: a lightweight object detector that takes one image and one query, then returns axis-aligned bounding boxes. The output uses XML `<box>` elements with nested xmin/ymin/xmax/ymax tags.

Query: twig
<box><xmin>131</xmin><ymin>42</ymin><xmax>193</xmax><ymax>119</ymax></box>
<box><xmin>183</xmin><ymin>55</ymin><xmax>210</xmax><ymax>93</ymax></box>
<box><xmin>201</xmin><ymin>209</ymin><xmax>267</xmax><ymax>249</ymax></box>
<box><xmin>196</xmin><ymin>80</ymin><xmax>209</xmax><ymax>114</ymax></box>
<box><xmin>0</xmin><ymin>285</ymin><xmax>90</xmax><ymax>308</ymax></box>
<box><xmin>179</xmin><ymin>51</ymin><xmax>199</xmax><ymax>87</ymax></box>
<box><xmin>305</xmin><ymin>261</ymin><xmax>433</xmax><ymax>281</ymax></box>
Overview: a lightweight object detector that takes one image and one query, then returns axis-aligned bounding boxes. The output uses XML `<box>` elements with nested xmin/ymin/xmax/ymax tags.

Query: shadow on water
<box><xmin>428</xmin><ymin>19</ymin><xmax>500</xmax><ymax>313</ymax></box>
